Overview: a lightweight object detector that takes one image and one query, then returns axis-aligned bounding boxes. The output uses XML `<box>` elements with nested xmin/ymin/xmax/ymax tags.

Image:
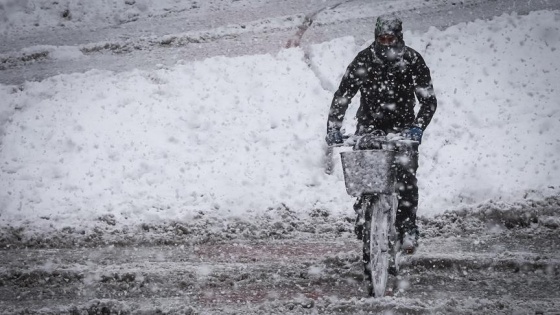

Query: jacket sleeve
<box><xmin>327</xmin><ymin>55</ymin><xmax>365</xmax><ymax>132</ymax></box>
<box><xmin>411</xmin><ymin>53</ymin><xmax>437</xmax><ymax>130</ymax></box>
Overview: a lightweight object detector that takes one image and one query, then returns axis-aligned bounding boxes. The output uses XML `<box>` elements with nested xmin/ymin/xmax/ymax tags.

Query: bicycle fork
<box><xmin>361</xmin><ymin>193</ymin><xmax>400</xmax><ymax>297</ymax></box>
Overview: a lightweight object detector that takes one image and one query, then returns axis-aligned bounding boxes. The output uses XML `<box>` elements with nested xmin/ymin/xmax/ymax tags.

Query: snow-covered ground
<box><xmin>3</xmin><ymin>0</ymin><xmax>559</xmax><ymax>85</ymax></box>
<box><xmin>1</xmin><ymin>8</ymin><xmax>559</xmax><ymax>233</ymax></box>
<box><xmin>0</xmin><ymin>0</ymin><xmax>482</xmax><ymax>41</ymax></box>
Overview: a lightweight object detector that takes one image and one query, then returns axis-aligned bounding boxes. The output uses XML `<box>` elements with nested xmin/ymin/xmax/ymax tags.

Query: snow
<box><xmin>0</xmin><ymin>0</ymin><xmax>462</xmax><ymax>39</ymax></box>
<box><xmin>1</xmin><ymin>10</ymin><xmax>559</xmax><ymax>231</ymax></box>
<box><xmin>19</xmin><ymin>45</ymin><xmax>84</xmax><ymax>61</ymax></box>
<box><xmin>0</xmin><ymin>0</ymin><xmax>194</xmax><ymax>35</ymax></box>
<box><xmin>407</xmin><ymin>11</ymin><xmax>560</xmax><ymax>211</ymax></box>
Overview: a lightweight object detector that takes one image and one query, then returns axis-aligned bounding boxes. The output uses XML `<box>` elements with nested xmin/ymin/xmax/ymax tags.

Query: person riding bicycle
<box><xmin>325</xmin><ymin>15</ymin><xmax>437</xmax><ymax>252</ymax></box>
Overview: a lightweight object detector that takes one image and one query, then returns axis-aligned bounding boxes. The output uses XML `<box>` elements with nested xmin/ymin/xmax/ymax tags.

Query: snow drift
<box><xmin>0</xmin><ymin>10</ymin><xmax>559</xmax><ymax>230</ymax></box>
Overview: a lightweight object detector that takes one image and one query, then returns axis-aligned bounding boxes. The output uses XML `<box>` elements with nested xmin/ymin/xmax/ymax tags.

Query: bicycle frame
<box><xmin>332</xmin><ymin>134</ymin><xmax>418</xmax><ymax>297</ymax></box>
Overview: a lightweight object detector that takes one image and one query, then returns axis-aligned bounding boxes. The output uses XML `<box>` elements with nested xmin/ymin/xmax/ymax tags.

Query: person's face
<box><xmin>377</xmin><ymin>34</ymin><xmax>397</xmax><ymax>46</ymax></box>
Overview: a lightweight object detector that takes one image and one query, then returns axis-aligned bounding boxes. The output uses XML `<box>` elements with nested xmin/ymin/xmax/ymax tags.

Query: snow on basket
<box><xmin>340</xmin><ymin>150</ymin><xmax>396</xmax><ymax>196</ymax></box>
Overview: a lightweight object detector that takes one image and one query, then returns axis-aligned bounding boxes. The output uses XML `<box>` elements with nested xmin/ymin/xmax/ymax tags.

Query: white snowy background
<box><xmin>0</xmin><ymin>5</ymin><xmax>559</xmax><ymax>230</ymax></box>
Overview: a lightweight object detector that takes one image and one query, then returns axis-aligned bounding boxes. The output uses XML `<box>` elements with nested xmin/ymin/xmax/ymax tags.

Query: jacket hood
<box><xmin>373</xmin><ymin>15</ymin><xmax>405</xmax><ymax>62</ymax></box>
<box><xmin>375</xmin><ymin>15</ymin><xmax>403</xmax><ymax>38</ymax></box>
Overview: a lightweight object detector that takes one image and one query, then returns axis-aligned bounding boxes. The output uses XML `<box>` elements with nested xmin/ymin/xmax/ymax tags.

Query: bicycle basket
<box><xmin>340</xmin><ymin>150</ymin><xmax>396</xmax><ymax>196</ymax></box>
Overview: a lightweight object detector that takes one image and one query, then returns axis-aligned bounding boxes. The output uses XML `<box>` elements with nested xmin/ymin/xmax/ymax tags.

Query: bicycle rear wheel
<box><xmin>362</xmin><ymin>194</ymin><xmax>393</xmax><ymax>297</ymax></box>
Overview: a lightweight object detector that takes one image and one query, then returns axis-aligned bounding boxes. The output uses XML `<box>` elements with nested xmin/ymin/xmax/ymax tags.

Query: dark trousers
<box><xmin>394</xmin><ymin>148</ymin><xmax>419</xmax><ymax>233</ymax></box>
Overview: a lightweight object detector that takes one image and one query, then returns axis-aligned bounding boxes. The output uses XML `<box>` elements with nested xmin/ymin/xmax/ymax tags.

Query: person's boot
<box><xmin>400</xmin><ymin>226</ymin><xmax>419</xmax><ymax>254</ymax></box>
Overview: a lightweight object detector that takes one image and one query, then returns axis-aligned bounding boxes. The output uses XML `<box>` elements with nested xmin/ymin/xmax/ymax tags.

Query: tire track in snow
<box><xmin>285</xmin><ymin>1</ymin><xmax>350</xmax><ymax>49</ymax></box>
<box><xmin>285</xmin><ymin>1</ymin><xmax>354</xmax><ymax>94</ymax></box>
<box><xmin>1</xmin><ymin>228</ymin><xmax>559</xmax><ymax>314</ymax></box>
<box><xmin>2</xmin><ymin>200</ymin><xmax>560</xmax><ymax>313</ymax></box>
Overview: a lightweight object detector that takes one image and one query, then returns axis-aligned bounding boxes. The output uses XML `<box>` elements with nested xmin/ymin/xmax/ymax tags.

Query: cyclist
<box><xmin>325</xmin><ymin>15</ymin><xmax>437</xmax><ymax>252</ymax></box>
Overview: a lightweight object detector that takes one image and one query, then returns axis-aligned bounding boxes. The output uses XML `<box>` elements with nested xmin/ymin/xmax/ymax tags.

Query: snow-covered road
<box><xmin>1</xmin><ymin>0</ymin><xmax>559</xmax><ymax>84</ymax></box>
<box><xmin>1</xmin><ymin>196</ymin><xmax>559</xmax><ymax>314</ymax></box>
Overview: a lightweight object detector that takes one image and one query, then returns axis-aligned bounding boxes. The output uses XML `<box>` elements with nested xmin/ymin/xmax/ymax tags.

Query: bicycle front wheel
<box><xmin>362</xmin><ymin>194</ymin><xmax>392</xmax><ymax>297</ymax></box>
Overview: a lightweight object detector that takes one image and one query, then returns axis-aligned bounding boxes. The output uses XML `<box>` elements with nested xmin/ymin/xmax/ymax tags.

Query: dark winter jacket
<box><xmin>327</xmin><ymin>45</ymin><xmax>437</xmax><ymax>135</ymax></box>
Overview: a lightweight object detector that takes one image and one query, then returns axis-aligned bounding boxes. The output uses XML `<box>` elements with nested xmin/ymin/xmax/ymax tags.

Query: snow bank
<box><xmin>0</xmin><ymin>49</ymin><xmax>338</xmax><ymax>226</ymax></box>
<box><xmin>406</xmin><ymin>11</ymin><xmax>560</xmax><ymax>211</ymax></box>
<box><xmin>0</xmin><ymin>10</ymin><xmax>559</xmax><ymax>229</ymax></box>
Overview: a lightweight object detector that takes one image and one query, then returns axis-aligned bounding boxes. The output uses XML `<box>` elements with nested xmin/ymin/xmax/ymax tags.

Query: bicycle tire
<box><xmin>362</xmin><ymin>194</ymin><xmax>393</xmax><ymax>297</ymax></box>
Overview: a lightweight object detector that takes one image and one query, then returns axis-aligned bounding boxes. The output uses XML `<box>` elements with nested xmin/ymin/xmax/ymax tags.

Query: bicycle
<box><xmin>330</xmin><ymin>133</ymin><xmax>419</xmax><ymax>297</ymax></box>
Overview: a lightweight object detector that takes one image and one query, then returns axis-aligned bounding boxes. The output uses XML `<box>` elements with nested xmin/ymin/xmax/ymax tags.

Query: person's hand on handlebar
<box><xmin>403</xmin><ymin>126</ymin><xmax>423</xmax><ymax>144</ymax></box>
<box><xmin>325</xmin><ymin>129</ymin><xmax>344</xmax><ymax>145</ymax></box>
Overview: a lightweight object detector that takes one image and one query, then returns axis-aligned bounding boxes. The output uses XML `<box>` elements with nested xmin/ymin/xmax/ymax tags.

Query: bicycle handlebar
<box><xmin>329</xmin><ymin>133</ymin><xmax>417</xmax><ymax>150</ymax></box>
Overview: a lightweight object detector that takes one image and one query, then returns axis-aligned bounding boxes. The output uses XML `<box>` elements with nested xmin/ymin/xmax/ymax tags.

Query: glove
<box><xmin>403</xmin><ymin>126</ymin><xmax>423</xmax><ymax>144</ymax></box>
<box><xmin>325</xmin><ymin>129</ymin><xmax>343</xmax><ymax>145</ymax></box>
